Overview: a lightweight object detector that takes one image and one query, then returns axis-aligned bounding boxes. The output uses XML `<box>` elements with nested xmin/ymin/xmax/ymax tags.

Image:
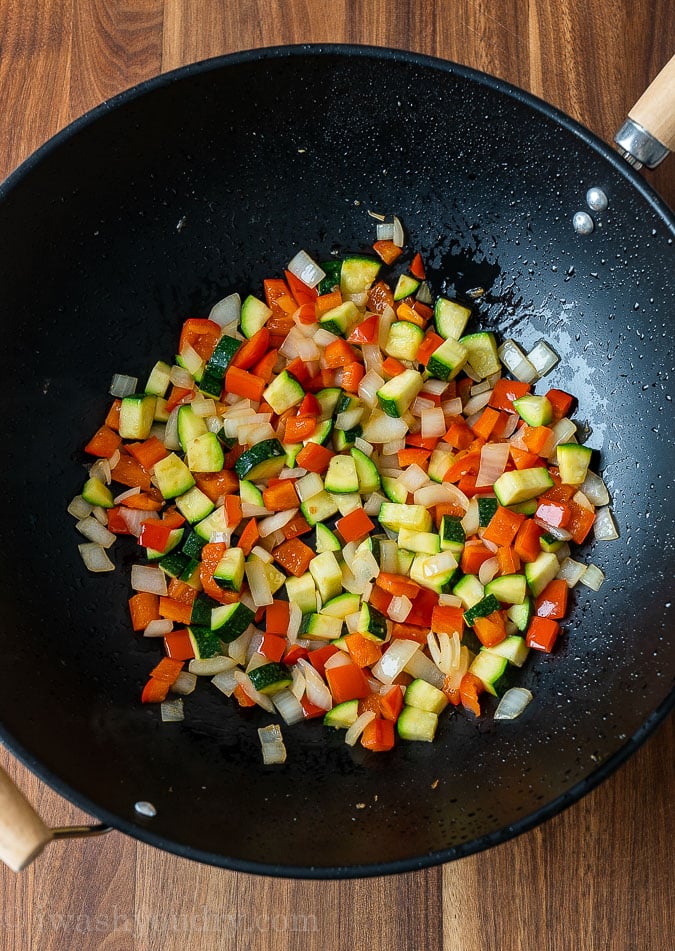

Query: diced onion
<box><xmin>501</xmin><ymin>413</ymin><xmax>519</xmax><ymax>438</ymax></box>
<box><xmin>227</xmin><ymin>628</ymin><xmax>254</xmax><ymax>666</ymax></box>
<box><xmin>423</xmin><ymin>550</ymin><xmax>457</xmax><ymax>578</ymax></box>
<box><xmin>470</xmin><ymin>379</ymin><xmax>492</xmax><ymax>396</ymax></box>
<box><xmin>421</xmin><ymin>407</ymin><xmax>447</xmax><ymax>438</ymax></box>
<box><xmin>164</xmin><ymin>406</ymin><xmax>181</xmax><ymax>450</ymax></box>
<box><xmin>295</xmin><ymin>472</ymin><xmax>324</xmax><ymax>501</ymax></box>
<box><xmin>415</xmin><ymin>281</ymin><xmax>433</xmax><ymax>305</ymax></box>
<box><xmin>358</xmin><ymin>370</ymin><xmax>385</xmax><ymax>407</ymax></box>
<box><xmin>190</xmin><ymin>397</ymin><xmax>217</xmax><ymax>417</ymax></box>
<box><xmin>345</xmin><ymin>710</ymin><xmax>376</xmax><ymax>747</ymax></box>
<box><xmin>169</xmin><ymin>365</ymin><xmax>194</xmax><ymax>389</ymax></box>
<box><xmin>258</xmin><ymin>508</ymin><xmax>299</xmax><ymax>538</ymax></box>
<box><xmin>109</xmin><ymin>373</ymin><xmax>138</xmax><ymax>398</ymax></box>
<box><xmin>78</xmin><ymin>542</ymin><xmax>115</xmax><ymax>573</ymax></box>
<box><xmin>272</xmin><ymin>689</ymin><xmax>305</xmax><ymax>726</ymax></box>
<box><xmin>475</xmin><ymin>442</ymin><xmax>510</xmax><ymax>487</ymax></box>
<box><xmin>209</xmin><ymin>292</ymin><xmax>242</xmax><ymax>327</ymax></box>
<box><xmin>361</xmin><ymin>410</ymin><xmax>408</xmax><ymax>444</ymax></box>
<box><xmin>68</xmin><ymin>495</ymin><xmax>94</xmax><ymax>519</ymax></box>
<box><xmin>556</xmin><ymin>557</ymin><xmax>587</xmax><ymax>588</ymax></box>
<box><xmin>354</xmin><ymin>436</ymin><xmax>374</xmax><ymax>457</ymax></box>
<box><xmin>258</xmin><ymin>724</ymin><xmax>287</xmax><ymax>764</ymax></box>
<box><xmin>593</xmin><ymin>506</ymin><xmax>618</xmax><ymax>541</ymax></box>
<box><xmin>376</xmin><ymin>222</ymin><xmax>395</xmax><ymax>240</ymax></box>
<box><xmin>171</xmin><ymin>672</ymin><xmax>197</xmax><ymax>695</ymax></box>
<box><xmin>75</xmin><ymin>516</ymin><xmax>116</xmax><ymax>548</ymax></box>
<box><xmin>290</xmin><ymin>664</ymin><xmax>306</xmax><ymax>699</ymax></box>
<box><xmin>244</xmin><ymin>556</ymin><xmax>274</xmax><ymax>607</ymax></box>
<box><xmin>189</xmin><ymin>656</ymin><xmax>236</xmax><ymax>676</ymax></box>
<box><xmin>462</xmin><ymin>390</ymin><xmax>492</xmax><ymax>416</ymax></box>
<box><xmin>494</xmin><ymin>687</ymin><xmax>533</xmax><ymax>720</ymax></box>
<box><xmin>370</xmin><ymin>640</ymin><xmax>419</xmax><ymax>685</ymax></box>
<box><xmin>160</xmin><ymin>699</ymin><xmax>184</xmax><ymax>722</ymax></box>
<box><xmin>404</xmin><ymin>650</ymin><xmax>445</xmax><ymax>688</ymax></box>
<box><xmin>580</xmin><ymin>563</ymin><xmax>605</xmax><ymax>591</ymax></box>
<box><xmin>114</xmin><ymin>485</ymin><xmax>141</xmax><ymax>503</ymax></box>
<box><xmin>498</xmin><ymin>339</ymin><xmax>539</xmax><ymax>383</ymax></box>
<box><xmin>324</xmin><ymin>651</ymin><xmax>352</xmax><ymax>671</ymax></box>
<box><xmin>89</xmin><ymin>458</ymin><xmax>112</xmax><ymax>485</ymax></box>
<box><xmin>288</xmin><ymin>602</ymin><xmax>302</xmax><ymax>643</ymax></box>
<box><xmin>534</xmin><ymin>519</ymin><xmax>573</xmax><ymax>541</ymax></box>
<box><xmin>388</xmin><ymin>595</ymin><xmax>412</xmax><ymax>622</ymax></box>
<box><xmin>527</xmin><ymin>340</ymin><xmax>560</xmax><ymax>376</ymax></box>
<box><xmin>462</xmin><ymin>497</ymin><xmax>480</xmax><ymax>535</ymax></box>
<box><xmin>479</xmin><ymin>556</ymin><xmax>500</xmax><ymax>585</ymax></box>
<box><xmin>313</xmin><ymin>328</ymin><xmax>339</xmax><ymax>347</ymax></box>
<box><xmin>580</xmin><ymin>470</ymin><xmax>610</xmax><ymax>506</ymax></box>
<box><xmin>130</xmin><ymin>564</ymin><xmax>167</xmax><ymax>596</ymax></box>
<box><xmin>362</xmin><ymin>344</ymin><xmax>383</xmax><ymax>375</ymax></box>
<box><xmin>143</xmin><ymin>619</ymin><xmax>174</xmax><ymax>637</ymax></box>
<box><xmin>287</xmin><ymin>249</ymin><xmax>326</xmax><ymax>288</ymax></box>
<box><xmin>234</xmin><ymin>670</ymin><xmax>275</xmax><ymax>712</ymax></box>
<box><xmin>438</xmin><ymin>593</ymin><xmax>462</xmax><ymax>608</ymax></box>
<box><xmin>210</xmin><ymin>668</ymin><xmax>239</xmax><ymax>696</ymax></box>
<box><xmin>398</xmin><ymin>464</ymin><xmax>429</xmax><ymax>493</ymax></box>
<box><xmin>392</xmin><ymin>215</ymin><xmax>404</xmax><ymax>247</ymax></box>
<box><xmin>378</xmin><ymin>305</ymin><xmax>395</xmax><ymax>349</ymax></box>
<box><xmin>296</xmin><ymin>658</ymin><xmax>332</xmax><ymax>710</ymax></box>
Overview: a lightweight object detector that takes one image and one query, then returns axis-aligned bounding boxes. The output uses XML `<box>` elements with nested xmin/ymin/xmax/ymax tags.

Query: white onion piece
<box><xmin>420</xmin><ymin>378</ymin><xmax>449</xmax><ymax>397</ymax></box>
<box><xmin>361</xmin><ymin>410</ymin><xmax>408</xmax><ymax>444</ymax></box>
<box><xmin>443</xmin><ymin>645</ymin><xmax>470</xmax><ymax>695</ymax></box>
<box><xmin>415</xmin><ymin>281</ymin><xmax>433</xmax><ymax>305</ymax></box>
<box><xmin>475</xmin><ymin>442</ymin><xmax>510</xmax><ymax>487</ymax></box>
<box><xmin>78</xmin><ymin>542</ymin><xmax>115</xmax><ymax>573</ymax></box>
<box><xmin>421</xmin><ymin>407</ymin><xmax>447</xmax><ymax>438</ymax></box>
<box><xmin>376</xmin><ymin>222</ymin><xmax>395</xmax><ymax>240</ymax></box>
<box><xmin>364</xmin><ymin>491</ymin><xmax>386</xmax><ymax>516</ymax></box>
<box><xmin>427</xmin><ymin>631</ymin><xmax>456</xmax><ymax>675</ymax></box>
<box><xmin>501</xmin><ymin>413</ymin><xmax>519</xmax><ymax>438</ymax></box>
<box><xmin>593</xmin><ymin>506</ymin><xmax>618</xmax><ymax>541</ymax></box>
<box><xmin>462</xmin><ymin>391</ymin><xmax>492</xmax><ymax>417</ymax></box>
<box><xmin>210</xmin><ymin>668</ymin><xmax>239</xmax><ymax>695</ymax></box>
<box><xmin>378</xmin><ymin>539</ymin><xmax>399</xmax><ymax>574</ymax></box>
<box><xmin>290</xmin><ymin>664</ymin><xmax>306</xmax><ymax>700</ymax></box>
<box><xmin>498</xmin><ymin>339</ymin><xmax>539</xmax><ymax>383</ymax></box>
<box><xmin>462</xmin><ymin>497</ymin><xmax>480</xmax><ymax>535</ymax></box>
<box><xmin>287</xmin><ymin>602</ymin><xmax>302</xmax><ymax>643</ymax></box>
<box><xmin>190</xmin><ymin>397</ymin><xmax>217</xmax><ymax>417</ymax></box>
<box><xmin>580</xmin><ymin>563</ymin><xmax>605</xmax><ymax>591</ymax></box>
<box><xmin>120</xmin><ymin>507</ymin><xmax>157</xmax><ymax>536</ymax></box>
<box><xmin>68</xmin><ymin>495</ymin><xmax>94</xmax><ymax>519</ymax></box>
<box><xmin>358</xmin><ymin>369</ymin><xmax>385</xmax><ymax>407</ymax></box>
<box><xmin>404</xmin><ymin>649</ymin><xmax>445</xmax><ymax>689</ymax></box>
<box><xmin>423</xmin><ymin>551</ymin><xmax>458</xmax><ymax>578</ymax></box>
<box><xmin>323</xmin><ymin>651</ymin><xmax>352</xmax><ymax>671</ymax></box>
<box><xmin>89</xmin><ymin>458</ymin><xmax>112</xmax><ymax>485</ymax></box>
<box><xmin>378</xmin><ymin>305</ymin><xmax>396</xmax><ymax>349</ymax></box>
<box><xmin>470</xmin><ymin>379</ymin><xmax>492</xmax><ymax>396</ymax></box>
<box><xmin>233</xmin><ymin>670</ymin><xmax>275</xmax><ymax>712</ymax></box>
<box><xmin>108</xmin><ymin>448</ymin><xmax>121</xmax><ymax>470</ymax></box>
<box><xmin>171</xmin><ymin>671</ymin><xmax>197</xmax><ymax>695</ymax></box>
<box><xmin>109</xmin><ymin>373</ymin><xmax>138</xmax><ymax>398</ymax></box>
<box><xmin>345</xmin><ymin>710</ymin><xmax>376</xmax><ymax>747</ymax></box>
<box><xmin>580</xmin><ymin>470</ymin><xmax>610</xmax><ymax>506</ymax></box>
<box><xmin>368</xmin><ymin>209</ymin><xmax>386</xmax><ymax>221</ymax></box>
<box><xmin>546</xmin><ymin>417</ymin><xmax>577</xmax><ymax>457</ymax></box>
<box><xmin>556</xmin><ymin>557</ymin><xmax>587</xmax><ymax>588</ymax></box>
<box><xmin>494</xmin><ymin>687</ymin><xmax>533</xmax><ymax>720</ymax></box>
<box><xmin>209</xmin><ymin>292</ymin><xmax>242</xmax><ymax>327</ymax></box>
<box><xmin>241</xmin><ymin>502</ymin><xmax>272</xmax><ymax>518</ymax></box>
<box><xmin>392</xmin><ymin>215</ymin><xmax>404</xmax><ymax>247</ymax></box>
<box><xmin>336</xmin><ymin>407</ymin><xmax>364</xmax><ymax>431</ymax></box>
<box><xmin>244</xmin><ymin>557</ymin><xmax>274</xmax><ymax>607</ymax></box>
<box><xmin>555</xmin><ymin>542</ymin><xmax>571</xmax><ymax>564</ymax></box>
<box><xmin>161</xmin><ymin>699</ymin><xmax>184</xmax><ymax>723</ymax></box>
<box><xmin>344</xmin><ymin>611</ymin><xmax>362</xmax><ymax>634</ymax></box>
<box><xmin>143</xmin><ymin>619</ymin><xmax>174</xmax><ymax>638</ymax></box>
<box><xmin>411</xmin><ymin>396</ymin><xmax>436</xmax><ymax>416</ymax></box>
<box><xmin>534</xmin><ymin>519</ymin><xmax>573</xmax><ymax>541</ymax></box>
<box><xmin>258</xmin><ymin>724</ymin><xmax>287</xmax><ymax>764</ymax></box>
<box><xmin>388</xmin><ymin>595</ymin><xmax>412</xmax><ymax>622</ymax></box>
<box><xmin>258</xmin><ymin>508</ymin><xmax>299</xmax><ymax>538</ymax></box>
<box><xmin>362</xmin><ymin>344</ymin><xmax>383</xmax><ymax>375</ymax></box>
<box><xmin>287</xmin><ymin>249</ymin><xmax>326</xmax><ymax>288</ymax></box>
<box><xmin>295</xmin><ymin>472</ymin><xmax>324</xmax><ymax>501</ymax></box>
<box><xmin>296</xmin><ymin>659</ymin><xmax>332</xmax><ymax>710</ymax></box>
<box><xmin>130</xmin><ymin>564</ymin><xmax>167</xmax><ymax>595</ymax></box>
<box><xmin>272</xmin><ymin>688</ymin><xmax>305</xmax><ymax>726</ymax></box>
<box><xmin>164</xmin><ymin>406</ymin><xmax>181</xmax><ymax>450</ymax></box>
<box><xmin>114</xmin><ymin>485</ymin><xmax>141</xmax><ymax>503</ymax></box>
<box><xmin>397</xmin><ymin>464</ymin><xmax>429</xmax><ymax>492</ymax></box>
<box><xmin>482</xmin><ymin>537</ymin><xmax>498</xmax><ymax>553</ymax></box>
<box><xmin>75</xmin><ymin>516</ymin><xmax>116</xmax><ymax>548</ymax></box>
<box><xmin>479</xmin><ymin>556</ymin><xmax>500</xmax><ymax>585</ymax></box>
<box><xmin>441</xmin><ymin>397</ymin><xmax>464</xmax><ymax>416</ymax></box>
<box><xmin>354</xmin><ymin>436</ymin><xmax>374</xmax><ymax>457</ymax></box>
<box><xmin>382</xmin><ymin>438</ymin><xmax>406</xmax><ymax>455</ymax></box>
<box><xmin>527</xmin><ymin>340</ymin><xmax>560</xmax><ymax>376</ymax></box>
<box><xmin>189</xmin><ymin>656</ymin><xmax>236</xmax><ymax>676</ymax></box>
<box><xmin>572</xmin><ymin>490</ymin><xmax>595</xmax><ymax>512</ymax></box>
<box><xmin>313</xmin><ymin>327</ymin><xmax>339</xmax><ymax>347</ymax></box>
<box><xmin>438</xmin><ymin>593</ymin><xmax>462</xmax><ymax>608</ymax></box>
<box><xmin>169</xmin><ymin>365</ymin><xmax>194</xmax><ymax>389</ymax></box>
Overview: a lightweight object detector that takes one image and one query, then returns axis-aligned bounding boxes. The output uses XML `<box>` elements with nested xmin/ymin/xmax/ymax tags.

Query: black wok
<box><xmin>0</xmin><ymin>46</ymin><xmax>673</xmax><ymax>877</ymax></box>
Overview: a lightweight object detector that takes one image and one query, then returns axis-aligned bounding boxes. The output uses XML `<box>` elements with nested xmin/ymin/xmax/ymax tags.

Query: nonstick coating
<box><xmin>0</xmin><ymin>46</ymin><xmax>672</xmax><ymax>877</ymax></box>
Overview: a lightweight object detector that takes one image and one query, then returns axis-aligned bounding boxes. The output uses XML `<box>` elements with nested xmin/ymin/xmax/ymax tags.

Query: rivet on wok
<box><xmin>586</xmin><ymin>187</ymin><xmax>608</xmax><ymax>212</ymax></box>
<box><xmin>572</xmin><ymin>211</ymin><xmax>594</xmax><ymax>235</ymax></box>
<box><xmin>134</xmin><ymin>800</ymin><xmax>157</xmax><ymax>818</ymax></box>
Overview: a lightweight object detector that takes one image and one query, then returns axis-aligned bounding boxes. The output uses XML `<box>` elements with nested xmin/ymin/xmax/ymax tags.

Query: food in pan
<box><xmin>69</xmin><ymin>220</ymin><xmax>616</xmax><ymax>758</ymax></box>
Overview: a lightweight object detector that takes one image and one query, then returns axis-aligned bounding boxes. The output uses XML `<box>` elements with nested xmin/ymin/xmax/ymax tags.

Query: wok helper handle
<box><xmin>615</xmin><ymin>54</ymin><xmax>675</xmax><ymax>168</ymax></box>
<box><xmin>0</xmin><ymin>764</ymin><xmax>52</xmax><ymax>871</ymax></box>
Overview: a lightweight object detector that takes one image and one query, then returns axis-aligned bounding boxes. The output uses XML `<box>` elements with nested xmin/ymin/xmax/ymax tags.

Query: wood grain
<box><xmin>0</xmin><ymin>1</ymin><xmax>673</xmax><ymax>949</ymax></box>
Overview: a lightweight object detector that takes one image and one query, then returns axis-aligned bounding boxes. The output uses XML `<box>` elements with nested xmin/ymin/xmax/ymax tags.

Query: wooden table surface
<box><xmin>0</xmin><ymin>2</ymin><xmax>673</xmax><ymax>949</ymax></box>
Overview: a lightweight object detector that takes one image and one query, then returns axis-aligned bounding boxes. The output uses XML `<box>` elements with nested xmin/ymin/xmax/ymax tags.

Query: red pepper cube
<box><xmin>526</xmin><ymin>617</ymin><xmax>561</xmax><ymax>652</ymax></box>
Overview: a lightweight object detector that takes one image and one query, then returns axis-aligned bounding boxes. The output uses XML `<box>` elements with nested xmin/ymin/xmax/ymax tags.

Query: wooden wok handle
<box><xmin>0</xmin><ymin>765</ymin><xmax>53</xmax><ymax>871</ymax></box>
<box><xmin>615</xmin><ymin>54</ymin><xmax>675</xmax><ymax>168</ymax></box>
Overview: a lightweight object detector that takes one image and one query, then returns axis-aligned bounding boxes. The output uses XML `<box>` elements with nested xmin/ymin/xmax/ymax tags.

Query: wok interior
<box><xmin>0</xmin><ymin>49</ymin><xmax>672</xmax><ymax>874</ymax></box>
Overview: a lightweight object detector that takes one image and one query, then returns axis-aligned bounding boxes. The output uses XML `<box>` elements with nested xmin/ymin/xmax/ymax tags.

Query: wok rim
<box><xmin>0</xmin><ymin>43</ymin><xmax>673</xmax><ymax>879</ymax></box>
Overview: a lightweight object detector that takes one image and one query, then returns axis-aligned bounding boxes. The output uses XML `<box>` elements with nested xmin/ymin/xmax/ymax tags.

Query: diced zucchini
<box><xmin>154</xmin><ymin>453</ymin><xmax>196</xmax><ymax>499</ymax></box>
<box><xmin>376</xmin><ymin>368</ymin><xmax>424</xmax><ymax>417</ymax></box>
<box><xmin>452</xmin><ymin>574</ymin><xmax>484</xmax><ymax>609</ymax></box>
<box><xmin>248</xmin><ymin>662</ymin><xmax>292</xmax><ymax>695</ymax></box>
<box><xmin>340</xmin><ymin>255</ymin><xmax>381</xmax><ymax>296</ymax></box>
<box><xmin>210</xmin><ymin>601</ymin><xmax>255</xmax><ymax>641</ymax></box>
<box><xmin>484</xmin><ymin>635</ymin><xmax>530</xmax><ymax>667</ymax></box>
<box><xmin>513</xmin><ymin>394</ymin><xmax>553</xmax><ymax>427</ymax></box>
<box><xmin>205</xmin><ymin>335</ymin><xmax>241</xmax><ymax>380</ymax></box>
<box><xmin>181</xmin><ymin>529</ymin><xmax>206</xmax><ymax>560</ymax></box>
<box><xmin>299</xmin><ymin>612</ymin><xmax>343</xmax><ymax>640</ymax></box>
<box><xmin>81</xmin><ymin>477</ymin><xmax>113</xmax><ymax>509</ymax></box>
<box><xmin>409</xmin><ymin>553</ymin><xmax>458</xmax><ymax>593</ymax></box>
<box><xmin>158</xmin><ymin>549</ymin><xmax>190</xmax><ymax>578</ymax></box>
<box><xmin>557</xmin><ymin>443</ymin><xmax>593</xmax><ymax>485</ymax></box>
<box><xmin>493</xmin><ymin>468</ymin><xmax>554</xmax><ymax>506</ymax></box>
<box><xmin>319</xmin><ymin>300</ymin><xmax>359</xmax><ymax>337</ymax></box>
<box><xmin>396</xmin><ymin>548</ymin><xmax>415</xmax><ymax>575</ymax></box>
<box><xmin>186</xmin><ymin>431</ymin><xmax>224</xmax><ymax>472</ymax></box>
<box><xmin>426</xmin><ymin>337</ymin><xmax>468</xmax><ymax>381</ymax></box>
<box><xmin>321</xmin><ymin>592</ymin><xmax>361</xmax><ymax>618</ymax></box>
<box><xmin>509</xmin><ymin>499</ymin><xmax>538</xmax><ymax>515</ymax></box>
<box><xmin>262</xmin><ymin>560</ymin><xmax>287</xmax><ymax>595</ymax></box>
<box><xmin>398</xmin><ymin>527</ymin><xmax>441</xmax><ymax>555</ymax></box>
<box><xmin>240</xmin><ymin>294</ymin><xmax>272</xmax><ymax>338</ymax></box>
<box><xmin>239</xmin><ymin>480</ymin><xmax>264</xmax><ymax>507</ymax></box>
<box><xmin>333</xmin><ymin>426</ymin><xmax>362</xmax><ymax>451</ymax></box>
<box><xmin>381</xmin><ymin>475</ymin><xmax>408</xmax><ymax>504</ymax></box>
<box><xmin>324</xmin><ymin>699</ymin><xmax>359</xmax><ymax>729</ymax></box>
<box><xmin>317</xmin><ymin>259</ymin><xmax>342</xmax><ymax>295</ymax></box>
<box><xmin>478</xmin><ymin>496</ymin><xmax>499</xmax><ymax>526</ymax></box>
<box><xmin>440</xmin><ymin>515</ymin><xmax>465</xmax><ymax>547</ymax></box>
<box><xmin>263</xmin><ymin>370</ymin><xmax>305</xmax><ymax>415</ymax></box>
<box><xmin>305</xmin><ymin>419</ymin><xmax>333</xmax><ymax>446</ymax></box>
<box><xmin>308</xmin><ymin>551</ymin><xmax>342</xmax><ymax>603</ymax></box>
<box><xmin>188</xmin><ymin>625</ymin><xmax>223</xmax><ymax>660</ymax></box>
<box><xmin>145</xmin><ymin>360</ymin><xmax>172</xmax><ymax>397</ymax></box>
<box><xmin>315</xmin><ymin>387</ymin><xmax>342</xmax><ymax>419</ymax></box>
<box><xmin>469</xmin><ymin>651</ymin><xmax>510</xmax><ymax>697</ymax></box>
<box><xmin>350</xmin><ymin>447</ymin><xmax>381</xmax><ymax>494</ymax></box>
<box><xmin>177</xmin><ymin>404</ymin><xmax>208</xmax><ymax>452</ymax></box>
<box><xmin>213</xmin><ymin>547</ymin><xmax>245</xmax><ymax>592</ymax></box>
<box><xmin>315</xmin><ymin>522</ymin><xmax>341</xmax><ymax>553</ymax></box>
<box><xmin>434</xmin><ymin>297</ymin><xmax>472</xmax><ymax>340</ymax></box>
<box><xmin>378</xmin><ymin>502</ymin><xmax>432</xmax><ymax>533</ymax></box>
<box><xmin>300</xmin><ymin>490</ymin><xmax>340</xmax><ymax>526</ymax></box>
<box><xmin>404</xmin><ymin>679</ymin><xmax>448</xmax><ymax>714</ymax></box>
<box><xmin>393</xmin><ymin>274</ymin><xmax>421</xmax><ymax>300</ymax></box>
<box><xmin>234</xmin><ymin>439</ymin><xmax>286</xmax><ymax>482</ymax></box>
<box><xmin>507</xmin><ymin>597</ymin><xmax>533</xmax><ymax>632</ymax></box>
<box><xmin>524</xmin><ymin>551</ymin><xmax>560</xmax><ymax>597</ymax></box>
<box><xmin>485</xmin><ymin>573</ymin><xmax>527</xmax><ymax>605</ymax></box>
<box><xmin>285</xmin><ymin>572</ymin><xmax>318</xmax><ymax>614</ymax></box>
<box><xmin>190</xmin><ymin>593</ymin><xmax>221</xmax><ymax>627</ymax></box>
<box><xmin>384</xmin><ymin>321</ymin><xmax>424</xmax><ymax>361</ymax></box>
<box><xmin>194</xmin><ymin>504</ymin><xmax>227</xmax><ymax>541</ymax></box>
<box><xmin>357</xmin><ymin>602</ymin><xmax>388</xmax><ymax>642</ymax></box>
<box><xmin>397</xmin><ymin>706</ymin><xmax>438</xmax><ymax>742</ymax></box>
<box><xmin>428</xmin><ymin>447</ymin><xmax>453</xmax><ymax>483</ymax></box>
<box><xmin>540</xmin><ymin>532</ymin><xmax>564</xmax><ymax>553</ymax></box>
<box><xmin>119</xmin><ymin>394</ymin><xmax>157</xmax><ymax>440</ymax></box>
<box><xmin>324</xmin><ymin>454</ymin><xmax>359</xmax><ymax>494</ymax></box>
<box><xmin>459</xmin><ymin>332</ymin><xmax>501</xmax><ymax>379</ymax></box>
<box><xmin>175</xmin><ymin>485</ymin><xmax>215</xmax><ymax>523</ymax></box>
<box><xmin>463</xmin><ymin>593</ymin><xmax>501</xmax><ymax>627</ymax></box>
